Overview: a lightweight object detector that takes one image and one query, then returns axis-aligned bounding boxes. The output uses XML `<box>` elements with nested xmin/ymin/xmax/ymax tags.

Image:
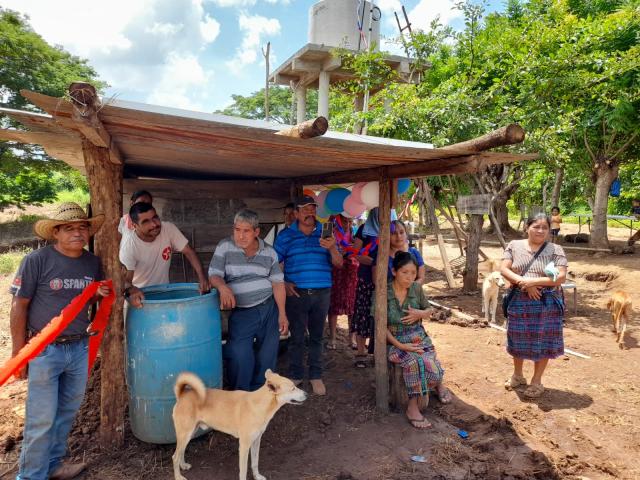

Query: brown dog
<box><xmin>172</xmin><ymin>370</ymin><xmax>307</xmax><ymax>480</ymax></box>
<box><xmin>606</xmin><ymin>291</ymin><xmax>632</xmax><ymax>349</ymax></box>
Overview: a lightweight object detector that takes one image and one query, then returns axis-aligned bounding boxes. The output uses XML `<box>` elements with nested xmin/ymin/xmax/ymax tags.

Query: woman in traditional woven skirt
<box><xmin>373</xmin><ymin>251</ymin><xmax>450</xmax><ymax>429</ymax></box>
<box><xmin>327</xmin><ymin>215</ymin><xmax>358</xmax><ymax>350</ymax></box>
<box><xmin>501</xmin><ymin>213</ymin><xmax>568</xmax><ymax>398</ymax></box>
<box><xmin>350</xmin><ymin>209</ymin><xmax>379</xmax><ymax>367</ymax></box>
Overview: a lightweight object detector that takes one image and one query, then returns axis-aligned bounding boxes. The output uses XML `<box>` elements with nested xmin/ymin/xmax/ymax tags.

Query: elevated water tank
<box><xmin>309</xmin><ymin>0</ymin><xmax>381</xmax><ymax>51</ymax></box>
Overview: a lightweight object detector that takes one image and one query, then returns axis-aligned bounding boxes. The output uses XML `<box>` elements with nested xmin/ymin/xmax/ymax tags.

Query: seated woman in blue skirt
<box><xmin>373</xmin><ymin>251</ymin><xmax>451</xmax><ymax>429</ymax></box>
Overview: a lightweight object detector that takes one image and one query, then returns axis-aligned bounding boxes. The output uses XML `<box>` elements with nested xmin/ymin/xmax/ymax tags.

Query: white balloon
<box><xmin>360</xmin><ymin>181</ymin><xmax>379</xmax><ymax>208</ymax></box>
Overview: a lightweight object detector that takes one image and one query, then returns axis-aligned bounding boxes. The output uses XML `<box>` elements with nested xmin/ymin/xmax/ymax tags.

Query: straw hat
<box><xmin>34</xmin><ymin>202</ymin><xmax>105</xmax><ymax>241</ymax></box>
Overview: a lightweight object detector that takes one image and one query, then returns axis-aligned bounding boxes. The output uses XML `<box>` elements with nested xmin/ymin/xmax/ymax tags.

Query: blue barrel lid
<box><xmin>138</xmin><ymin>283</ymin><xmax>218</xmax><ymax>305</ymax></box>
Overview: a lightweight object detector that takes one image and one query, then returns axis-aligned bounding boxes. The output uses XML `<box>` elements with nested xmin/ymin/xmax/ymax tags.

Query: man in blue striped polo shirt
<box><xmin>275</xmin><ymin>196</ymin><xmax>343</xmax><ymax>396</ymax></box>
<box><xmin>209</xmin><ymin>209</ymin><xmax>288</xmax><ymax>391</ymax></box>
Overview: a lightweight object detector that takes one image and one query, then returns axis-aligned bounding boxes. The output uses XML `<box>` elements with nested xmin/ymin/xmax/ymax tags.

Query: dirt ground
<box><xmin>1</xmin><ymin>222</ymin><xmax>639</xmax><ymax>480</ymax></box>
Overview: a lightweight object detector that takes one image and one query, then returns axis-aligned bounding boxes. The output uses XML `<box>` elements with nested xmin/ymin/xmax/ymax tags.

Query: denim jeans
<box><xmin>286</xmin><ymin>288</ymin><xmax>331</xmax><ymax>380</ymax></box>
<box><xmin>17</xmin><ymin>338</ymin><xmax>89</xmax><ymax>480</ymax></box>
<box><xmin>224</xmin><ymin>297</ymin><xmax>280</xmax><ymax>391</ymax></box>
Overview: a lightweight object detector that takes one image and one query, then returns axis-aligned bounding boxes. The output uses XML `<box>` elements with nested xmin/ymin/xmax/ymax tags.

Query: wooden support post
<box><xmin>290</xmin><ymin>182</ymin><xmax>302</xmax><ymax>203</ymax></box>
<box><xmin>82</xmin><ymin>140</ymin><xmax>126</xmax><ymax>447</ymax></box>
<box><xmin>463</xmin><ymin>214</ymin><xmax>484</xmax><ymax>293</ymax></box>
<box><xmin>374</xmin><ymin>175</ymin><xmax>391</xmax><ymax>413</ymax></box>
<box><xmin>423</xmin><ymin>181</ymin><xmax>455</xmax><ymax>288</ymax></box>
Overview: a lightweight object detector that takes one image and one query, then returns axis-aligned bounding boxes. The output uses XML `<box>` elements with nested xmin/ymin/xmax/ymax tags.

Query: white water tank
<box><xmin>309</xmin><ymin>0</ymin><xmax>381</xmax><ymax>51</ymax></box>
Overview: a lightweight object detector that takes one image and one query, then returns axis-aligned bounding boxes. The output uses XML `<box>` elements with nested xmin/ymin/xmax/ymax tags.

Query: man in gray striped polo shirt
<box><xmin>208</xmin><ymin>209</ymin><xmax>288</xmax><ymax>391</ymax></box>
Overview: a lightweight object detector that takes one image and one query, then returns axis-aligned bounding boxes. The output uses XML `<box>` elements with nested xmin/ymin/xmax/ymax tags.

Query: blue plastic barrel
<box><xmin>125</xmin><ymin>283</ymin><xmax>222</xmax><ymax>444</ymax></box>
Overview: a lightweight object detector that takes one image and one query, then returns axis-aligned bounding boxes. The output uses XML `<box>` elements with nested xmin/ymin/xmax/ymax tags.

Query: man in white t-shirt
<box><xmin>119</xmin><ymin>202</ymin><xmax>209</xmax><ymax>307</ymax></box>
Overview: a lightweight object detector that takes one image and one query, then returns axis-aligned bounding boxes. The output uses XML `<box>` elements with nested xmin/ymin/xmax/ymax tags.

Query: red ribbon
<box><xmin>0</xmin><ymin>280</ymin><xmax>115</xmax><ymax>386</ymax></box>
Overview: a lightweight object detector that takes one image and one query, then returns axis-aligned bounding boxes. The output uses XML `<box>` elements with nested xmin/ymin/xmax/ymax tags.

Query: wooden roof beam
<box><xmin>0</xmin><ymin>128</ymin><xmax>85</xmax><ymax>169</ymax></box>
<box><xmin>67</xmin><ymin>83</ymin><xmax>122</xmax><ymax>165</ymax></box>
<box><xmin>20</xmin><ymin>86</ymin><xmax>122</xmax><ymax>165</ymax></box>
<box><xmin>291</xmin><ymin>152</ymin><xmax>538</xmax><ymax>185</ymax></box>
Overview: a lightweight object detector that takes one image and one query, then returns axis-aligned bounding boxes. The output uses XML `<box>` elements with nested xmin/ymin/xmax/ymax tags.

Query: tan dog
<box><xmin>482</xmin><ymin>271</ymin><xmax>506</xmax><ymax>323</ymax></box>
<box><xmin>606</xmin><ymin>291</ymin><xmax>632</xmax><ymax>349</ymax></box>
<box><xmin>172</xmin><ymin>369</ymin><xmax>307</xmax><ymax>480</ymax></box>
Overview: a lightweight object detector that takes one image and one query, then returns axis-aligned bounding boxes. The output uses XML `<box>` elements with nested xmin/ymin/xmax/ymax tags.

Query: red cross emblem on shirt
<box><xmin>162</xmin><ymin>246</ymin><xmax>171</xmax><ymax>261</ymax></box>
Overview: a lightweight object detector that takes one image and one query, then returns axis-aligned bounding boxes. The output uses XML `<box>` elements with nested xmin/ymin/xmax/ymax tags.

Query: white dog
<box><xmin>482</xmin><ymin>271</ymin><xmax>505</xmax><ymax>323</ymax></box>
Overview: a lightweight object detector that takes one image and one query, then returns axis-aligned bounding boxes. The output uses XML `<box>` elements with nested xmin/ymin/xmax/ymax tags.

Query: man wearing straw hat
<box><xmin>9</xmin><ymin>202</ymin><xmax>111</xmax><ymax>480</ymax></box>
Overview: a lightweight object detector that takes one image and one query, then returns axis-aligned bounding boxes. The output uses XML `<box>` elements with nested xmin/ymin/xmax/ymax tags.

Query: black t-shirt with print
<box><xmin>10</xmin><ymin>246</ymin><xmax>103</xmax><ymax>336</ymax></box>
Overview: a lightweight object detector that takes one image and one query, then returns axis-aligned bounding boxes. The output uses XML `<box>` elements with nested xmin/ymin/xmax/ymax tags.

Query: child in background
<box><xmin>550</xmin><ymin>206</ymin><xmax>562</xmax><ymax>243</ymax></box>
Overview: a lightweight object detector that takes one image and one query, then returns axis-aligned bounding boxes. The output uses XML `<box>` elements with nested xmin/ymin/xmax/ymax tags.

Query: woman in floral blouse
<box><xmin>374</xmin><ymin>251</ymin><xmax>451</xmax><ymax>429</ymax></box>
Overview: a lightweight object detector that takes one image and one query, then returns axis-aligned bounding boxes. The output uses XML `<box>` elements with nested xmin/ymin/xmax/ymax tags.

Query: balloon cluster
<box><xmin>304</xmin><ymin>179</ymin><xmax>411</xmax><ymax>223</ymax></box>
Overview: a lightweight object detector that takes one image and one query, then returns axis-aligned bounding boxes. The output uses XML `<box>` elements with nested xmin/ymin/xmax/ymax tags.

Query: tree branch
<box><xmin>609</xmin><ymin>131</ymin><xmax>639</xmax><ymax>162</ymax></box>
<box><xmin>583</xmin><ymin>130</ymin><xmax>597</xmax><ymax>163</ymax></box>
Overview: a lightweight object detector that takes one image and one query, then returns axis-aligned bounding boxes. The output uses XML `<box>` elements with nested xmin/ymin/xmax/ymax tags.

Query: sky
<box><xmin>3</xmin><ymin>0</ymin><xmax>503</xmax><ymax>113</ymax></box>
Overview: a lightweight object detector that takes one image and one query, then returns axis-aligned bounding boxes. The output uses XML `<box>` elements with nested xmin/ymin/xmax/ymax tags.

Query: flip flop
<box><xmin>326</xmin><ymin>342</ymin><xmax>337</xmax><ymax>350</ymax></box>
<box><xmin>354</xmin><ymin>355</ymin><xmax>367</xmax><ymax>368</ymax></box>
<box><xmin>407</xmin><ymin>415</ymin><xmax>432</xmax><ymax>430</ymax></box>
<box><xmin>505</xmin><ymin>374</ymin><xmax>527</xmax><ymax>391</ymax></box>
<box><xmin>523</xmin><ymin>383</ymin><xmax>545</xmax><ymax>398</ymax></box>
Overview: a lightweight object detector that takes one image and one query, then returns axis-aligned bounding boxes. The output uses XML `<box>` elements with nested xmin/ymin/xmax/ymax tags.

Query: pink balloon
<box><xmin>316</xmin><ymin>190</ymin><xmax>328</xmax><ymax>206</ymax></box>
<box><xmin>343</xmin><ymin>194</ymin><xmax>367</xmax><ymax>218</ymax></box>
<box><xmin>350</xmin><ymin>182</ymin><xmax>367</xmax><ymax>204</ymax></box>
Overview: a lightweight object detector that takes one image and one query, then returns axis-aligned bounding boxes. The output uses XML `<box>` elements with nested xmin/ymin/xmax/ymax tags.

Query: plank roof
<box><xmin>0</xmin><ymin>90</ymin><xmax>536</xmax><ymax>182</ymax></box>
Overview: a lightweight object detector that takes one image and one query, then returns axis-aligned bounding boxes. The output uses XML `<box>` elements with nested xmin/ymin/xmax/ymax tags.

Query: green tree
<box><xmin>217</xmin><ymin>86</ymin><xmax>318</xmax><ymax>124</ymax></box>
<box><xmin>0</xmin><ymin>8</ymin><xmax>102</xmax><ymax>209</ymax></box>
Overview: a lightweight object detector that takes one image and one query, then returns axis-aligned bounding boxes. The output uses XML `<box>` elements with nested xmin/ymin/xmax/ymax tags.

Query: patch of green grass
<box><xmin>56</xmin><ymin>188</ymin><xmax>90</xmax><ymax>206</ymax></box>
<box><xmin>14</xmin><ymin>214</ymin><xmax>43</xmax><ymax>224</ymax></box>
<box><xmin>0</xmin><ymin>249</ymin><xmax>29</xmax><ymax>275</ymax></box>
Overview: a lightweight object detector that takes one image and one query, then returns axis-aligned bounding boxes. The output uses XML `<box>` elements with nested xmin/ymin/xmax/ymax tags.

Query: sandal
<box><xmin>436</xmin><ymin>386</ymin><xmax>452</xmax><ymax>404</ymax></box>
<box><xmin>326</xmin><ymin>341</ymin><xmax>337</xmax><ymax>351</ymax></box>
<box><xmin>523</xmin><ymin>383</ymin><xmax>545</xmax><ymax>398</ymax></box>
<box><xmin>407</xmin><ymin>415</ymin><xmax>432</xmax><ymax>430</ymax></box>
<box><xmin>354</xmin><ymin>355</ymin><xmax>367</xmax><ymax>368</ymax></box>
<box><xmin>505</xmin><ymin>374</ymin><xmax>527</xmax><ymax>391</ymax></box>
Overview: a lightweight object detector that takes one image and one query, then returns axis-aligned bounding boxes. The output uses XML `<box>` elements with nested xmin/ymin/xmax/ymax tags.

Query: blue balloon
<box><xmin>325</xmin><ymin>188</ymin><xmax>351</xmax><ymax>214</ymax></box>
<box><xmin>397</xmin><ymin>178</ymin><xmax>411</xmax><ymax>194</ymax></box>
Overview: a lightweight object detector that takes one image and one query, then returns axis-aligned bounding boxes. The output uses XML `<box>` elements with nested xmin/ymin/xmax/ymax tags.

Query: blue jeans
<box><xmin>286</xmin><ymin>288</ymin><xmax>331</xmax><ymax>380</ymax></box>
<box><xmin>225</xmin><ymin>297</ymin><xmax>280</xmax><ymax>391</ymax></box>
<box><xmin>17</xmin><ymin>339</ymin><xmax>89</xmax><ymax>480</ymax></box>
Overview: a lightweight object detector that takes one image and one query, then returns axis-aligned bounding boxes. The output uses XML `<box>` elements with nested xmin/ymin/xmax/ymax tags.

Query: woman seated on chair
<box><xmin>374</xmin><ymin>251</ymin><xmax>451</xmax><ymax>429</ymax></box>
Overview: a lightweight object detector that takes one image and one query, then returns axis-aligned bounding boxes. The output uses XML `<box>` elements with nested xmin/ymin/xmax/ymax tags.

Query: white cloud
<box><xmin>210</xmin><ymin>0</ymin><xmax>256</xmax><ymax>6</ymax></box>
<box><xmin>409</xmin><ymin>0</ymin><xmax>463</xmax><ymax>31</ymax></box>
<box><xmin>3</xmin><ymin>0</ymin><xmax>220</xmax><ymax>111</ymax></box>
<box><xmin>147</xmin><ymin>53</ymin><xmax>213</xmax><ymax>110</ymax></box>
<box><xmin>208</xmin><ymin>0</ymin><xmax>290</xmax><ymax>6</ymax></box>
<box><xmin>227</xmin><ymin>13</ymin><xmax>281</xmax><ymax>75</ymax></box>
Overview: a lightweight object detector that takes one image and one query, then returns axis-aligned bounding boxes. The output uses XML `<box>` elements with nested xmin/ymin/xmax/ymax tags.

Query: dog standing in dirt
<box><xmin>172</xmin><ymin>369</ymin><xmax>307</xmax><ymax>480</ymax></box>
<box><xmin>606</xmin><ymin>291</ymin><xmax>632</xmax><ymax>349</ymax></box>
<box><xmin>482</xmin><ymin>271</ymin><xmax>506</xmax><ymax>323</ymax></box>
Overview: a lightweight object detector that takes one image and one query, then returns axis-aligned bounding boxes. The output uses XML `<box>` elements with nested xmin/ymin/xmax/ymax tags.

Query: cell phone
<box><xmin>321</xmin><ymin>222</ymin><xmax>333</xmax><ymax>239</ymax></box>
